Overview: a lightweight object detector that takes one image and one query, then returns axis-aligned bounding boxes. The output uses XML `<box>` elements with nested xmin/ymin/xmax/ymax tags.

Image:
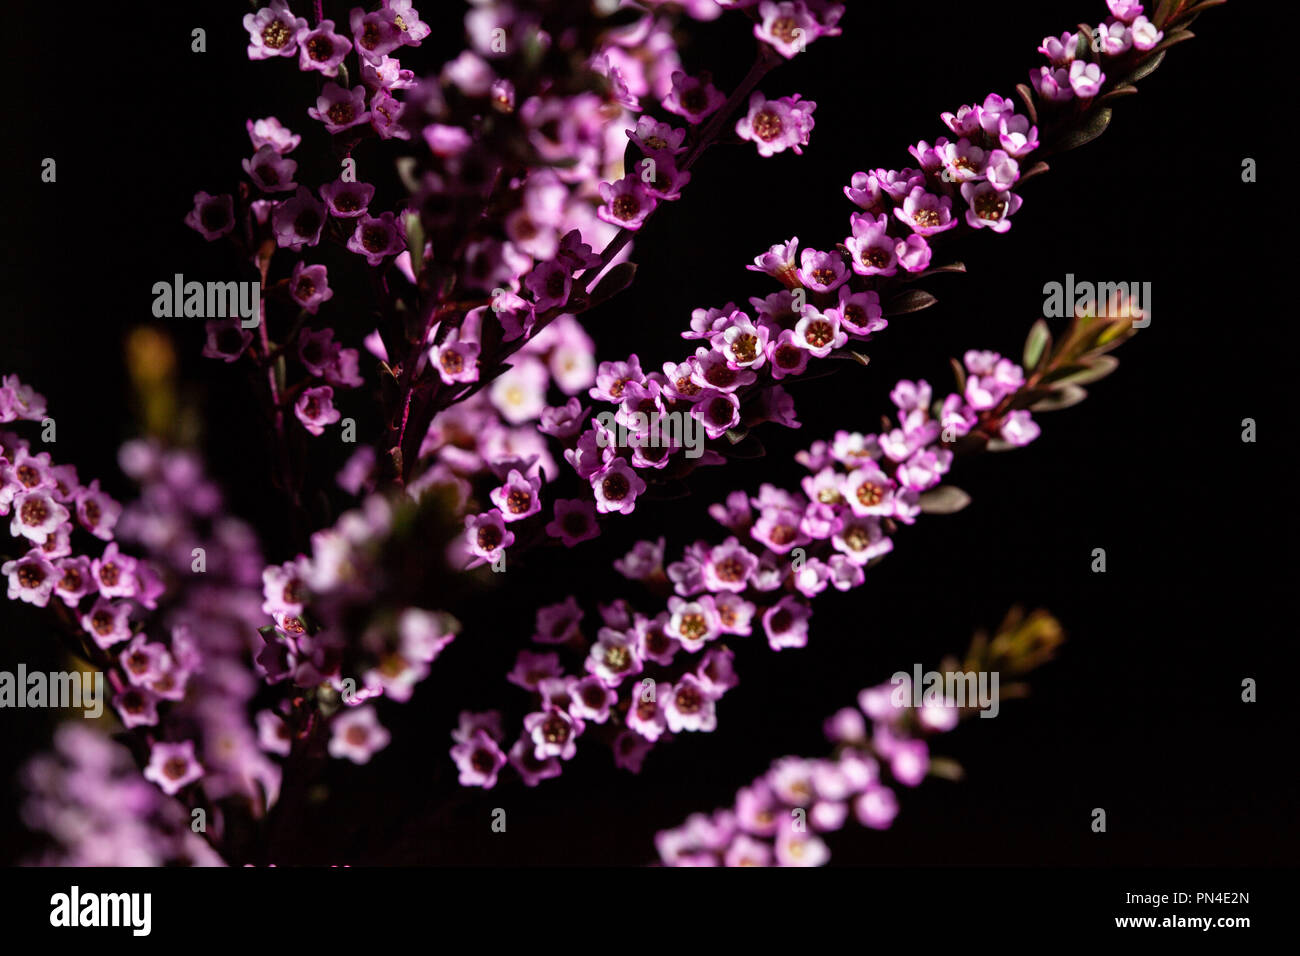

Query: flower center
<box><xmin>804</xmin><ymin>320</ymin><xmax>834</xmax><ymax>348</ymax></box>
<box><xmin>17</xmin><ymin>564</ymin><xmax>45</xmax><ymax>589</ymax></box>
<box><xmin>328</xmin><ymin>102</ymin><xmax>356</xmax><ymax>126</ymax></box>
<box><xmin>730</xmin><ymin>333</ymin><xmax>758</xmax><ymax>363</ymax></box>
<box><xmin>974</xmin><ymin>192</ymin><xmax>1007</xmax><ymax>220</ymax></box>
<box><xmin>601</xmin><ymin>472</ymin><xmax>630</xmax><ymax>501</ymax></box>
<box><xmin>856</xmin><ymin>482</ymin><xmax>883</xmax><ymax>507</ymax></box>
<box><xmin>611</xmin><ymin>195</ymin><xmax>640</xmax><ymax>221</ymax></box>
<box><xmin>262</xmin><ymin>20</ymin><xmax>291</xmax><ymax>49</ymax></box>
<box><xmin>913</xmin><ymin>208</ymin><xmax>942</xmax><ymax>228</ymax></box>
<box><xmin>20</xmin><ymin>497</ymin><xmax>49</xmax><ymax>526</ymax></box>
<box><xmin>752</xmin><ymin>111</ymin><xmax>783</xmax><ymax>142</ymax></box>
<box><xmin>440</xmin><ymin>350</ymin><xmax>464</xmax><ymax>374</ymax></box>
<box><xmin>307</xmin><ymin>35</ymin><xmax>333</xmax><ymax>61</ymax></box>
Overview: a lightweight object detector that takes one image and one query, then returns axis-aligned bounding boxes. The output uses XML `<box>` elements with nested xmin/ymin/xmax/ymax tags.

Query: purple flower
<box><xmin>509</xmin><ymin>736</ymin><xmax>561</xmax><ymax>787</ymax></box>
<box><xmin>247</xmin><ymin>116</ymin><xmax>300</xmax><ymax>153</ymax></box>
<box><xmin>244</xmin><ymin>0</ymin><xmax>307</xmax><ymax>60</ymax></box>
<box><xmin>1068</xmin><ymin>60</ymin><xmax>1105</xmax><ymax>98</ymax></box>
<box><xmin>664</xmin><ymin>71</ymin><xmax>726</xmax><ymax>123</ymax></box>
<box><xmin>184</xmin><ymin>192</ymin><xmax>235</xmax><ymax>241</ymax></box>
<box><xmin>428</xmin><ymin>324</ymin><xmax>480</xmax><ymax>386</ymax></box>
<box><xmin>591</xmin><ymin>459</ymin><xmax>646</xmax><ymax>515</ymax></box>
<box><xmin>347</xmin><ymin>211</ymin><xmax>405</xmax><ymax>265</ymax></box>
<box><xmin>294</xmin><ymin>386</ymin><xmax>341</xmax><ymax>436</ymax></box>
<box><xmin>464</xmin><ymin>511</ymin><xmax>514</xmax><ymax>564</ymax></box>
<box><xmin>545</xmin><ymin>499</ymin><xmax>600</xmax><ymax>547</ymax></box>
<box><xmin>736</xmin><ymin>92</ymin><xmax>816</xmax><ymax>157</ymax></box>
<box><xmin>690</xmin><ymin>389</ymin><xmax>741</xmax><ymax>440</ymax></box>
<box><xmin>1031</xmin><ymin>66</ymin><xmax>1074</xmax><ymax>102</ymax></box>
<box><xmin>998</xmin><ymin>114</ymin><xmax>1040</xmax><ymax>157</ymax></box>
<box><xmin>203</xmin><ymin>319</ymin><xmax>254</xmax><ymax>363</ymax></box>
<box><xmin>490</xmin><ymin>468</ymin><xmax>542</xmax><ymax>523</ymax></box>
<box><xmin>961</xmin><ymin>181</ymin><xmax>1022</xmax><ymax>233</ymax></box>
<box><xmin>143</xmin><ymin>740</ymin><xmax>204</xmax><ymax>795</ymax></box>
<box><xmin>628</xmin><ymin>116</ymin><xmax>688</xmax><ymax>156</ymax></box>
<box><xmin>793</xmin><ymin>307</ymin><xmax>847</xmax><ymax>358</ymax></box>
<box><xmin>1000</xmin><ymin>409</ymin><xmax>1041</xmax><ymax>446</ymax></box>
<box><xmin>893</xmin><ymin>186</ymin><xmax>957</xmax><ymax>236</ymax></box>
<box><xmin>854</xmin><ymin>784</ymin><xmax>899</xmax><ymax>829</ymax></box>
<box><xmin>10</xmin><ymin>488</ymin><xmax>68</xmax><ymax>545</ymax></box>
<box><xmin>1107</xmin><ymin>0</ymin><xmax>1145</xmax><ymax>24</ymax></box>
<box><xmin>272</xmin><ymin>186</ymin><xmax>326</xmax><ymax>250</ymax></box>
<box><xmin>328</xmin><ymin>706</ymin><xmax>391</xmax><ymax>764</ymax></box>
<box><xmin>309</xmin><ymin>83</ymin><xmax>372</xmax><ymax>133</ymax></box>
<box><xmin>242</xmin><ymin>145</ymin><xmax>297</xmax><ymax>193</ymax></box>
<box><xmin>755</xmin><ymin>1</ymin><xmax>843</xmax><ymax>58</ymax></box>
<box><xmin>597</xmin><ymin>176</ymin><xmax>657</xmax><ymax>231</ymax></box>
<box><xmin>798</xmin><ymin>248</ymin><xmax>849</xmax><ymax>293</ymax></box>
<box><xmin>663</xmin><ymin>674</ymin><xmax>718</xmax><ymax>733</ymax></box>
<box><xmin>524</xmin><ymin>706</ymin><xmax>583</xmax><ymax>760</ymax></box>
<box><xmin>74</xmin><ymin>479</ymin><xmax>119</xmax><ymax>541</ymax></box>
<box><xmin>762</xmin><ymin>596</ymin><xmax>812</xmax><ymax>650</ymax></box>
<box><xmin>3</xmin><ymin>549</ymin><xmax>57</xmax><ymax>606</ymax></box>
<box><xmin>451</xmin><ymin>730</ymin><xmax>508</xmax><ymax>788</ymax></box>
<box><xmin>845</xmin><ymin>212</ymin><xmax>898</xmax><ymax>277</ymax></box>
<box><xmin>666</xmin><ymin>595</ymin><xmax>722</xmax><ymax>652</ymax></box>
<box><xmin>320</xmin><ymin>178</ymin><xmax>376</xmax><ymax>218</ymax></box>
<box><xmin>350</xmin><ymin>6</ymin><xmax>405</xmax><ymax>62</ymax></box>
<box><xmin>298</xmin><ymin>20</ymin><xmax>352</xmax><ymax>75</ymax></box>
<box><xmin>1131</xmin><ymin>15</ymin><xmax>1164</xmax><ymax>51</ymax></box>
<box><xmin>289</xmin><ymin>262</ymin><xmax>333</xmax><ymax>313</ymax></box>
<box><xmin>91</xmin><ymin>542</ymin><xmax>138</xmax><ymax>599</ymax></box>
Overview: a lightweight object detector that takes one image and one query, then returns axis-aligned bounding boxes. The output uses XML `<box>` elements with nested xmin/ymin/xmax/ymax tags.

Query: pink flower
<box><xmin>736</xmin><ymin>92</ymin><xmax>816</xmax><ymax>157</ymax></box>
<box><xmin>545</xmin><ymin>499</ymin><xmax>600</xmax><ymax>547</ymax></box>
<box><xmin>244</xmin><ymin>0</ymin><xmax>307</xmax><ymax>60</ymax></box>
<box><xmin>143</xmin><ymin>740</ymin><xmax>204</xmax><ymax>795</ymax></box>
<box><xmin>328</xmin><ymin>706</ymin><xmax>391</xmax><ymax>764</ymax></box>
<box><xmin>294</xmin><ymin>386</ymin><xmax>342</xmax><ymax>436</ymax></box>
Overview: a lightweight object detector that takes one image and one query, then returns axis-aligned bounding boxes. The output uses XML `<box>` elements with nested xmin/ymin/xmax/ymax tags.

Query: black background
<box><xmin>2</xmin><ymin>0</ymin><xmax>1294</xmax><ymax>867</ymax></box>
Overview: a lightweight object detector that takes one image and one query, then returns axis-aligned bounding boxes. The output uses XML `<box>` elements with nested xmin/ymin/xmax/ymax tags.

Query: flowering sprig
<box><xmin>449</xmin><ymin>298</ymin><xmax>1140</xmax><ymax>787</ymax></box>
<box><xmin>655</xmin><ymin>607</ymin><xmax>1065</xmax><ymax>866</ymax></box>
<box><xmin>433</xmin><ymin>0</ymin><xmax>1209</xmax><ymax>573</ymax></box>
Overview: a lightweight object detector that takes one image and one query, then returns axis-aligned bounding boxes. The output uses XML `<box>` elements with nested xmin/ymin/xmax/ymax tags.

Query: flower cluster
<box><xmin>449</xmin><ymin>284</ymin><xmax>1138</xmax><ymax>788</ymax></box>
<box><xmin>20</xmin><ymin>724</ymin><xmax>226</xmax><ymax>866</ymax></box>
<box><xmin>655</xmin><ymin>607</ymin><xmax>1066</xmax><ymax>865</ymax></box>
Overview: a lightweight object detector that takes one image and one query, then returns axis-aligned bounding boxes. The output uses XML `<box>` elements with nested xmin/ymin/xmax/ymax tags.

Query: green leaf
<box><xmin>918</xmin><ymin>486</ymin><xmax>972</xmax><ymax>515</ymax></box>
<box><xmin>1154</xmin><ymin>0</ymin><xmax>1178</xmax><ymax>28</ymax></box>
<box><xmin>1049</xmin><ymin>355</ymin><xmax>1119</xmax><ymax>386</ymax></box>
<box><xmin>949</xmin><ymin>356</ymin><xmax>966</xmax><ymax>396</ymax></box>
<box><xmin>1123</xmin><ymin>49</ymin><xmax>1168</xmax><ymax>85</ymax></box>
<box><xmin>1154</xmin><ymin>29</ymin><xmax>1195</xmax><ymax>53</ymax></box>
<box><xmin>907</xmin><ymin>262</ymin><xmax>966</xmax><ymax>280</ymax></box>
<box><xmin>830</xmin><ymin>350</ymin><xmax>871</xmax><ymax>366</ymax></box>
<box><xmin>884</xmin><ymin>289</ymin><xmax>938</xmax><ymax>315</ymax></box>
<box><xmin>1098</xmin><ymin>83</ymin><xmax>1138</xmax><ymax>105</ymax></box>
<box><xmin>586</xmin><ymin>262</ymin><xmax>637</xmax><ymax>307</ymax></box>
<box><xmin>1023</xmin><ymin>319</ymin><xmax>1052</xmax><ymax>372</ymax></box>
<box><xmin>928</xmin><ymin>756</ymin><xmax>966</xmax><ymax>781</ymax></box>
<box><xmin>1028</xmin><ymin>383</ymin><xmax>1088</xmax><ymax>412</ymax></box>
<box><xmin>1054</xmin><ymin>107</ymin><xmax>1113</xmax><ymax>153</ymax></box>
<box><xmin>1017</xmin><ymin>161</ymin><xmax>1050</xmax><ymax>187</ymax></box>
<box><xmin>724</xmin><ymin>427</ymin><xmax>749</xmax><ymax>445</ymax></box>
<box><xmin>1015</xmin><ymin>83</ymin><xmax>1038</xmax><ymax>126</ymax></box>
<box><xmin>402</xmin><ymin>213</ymin><xmax>425</xmax><ymax>278</ymax></box>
